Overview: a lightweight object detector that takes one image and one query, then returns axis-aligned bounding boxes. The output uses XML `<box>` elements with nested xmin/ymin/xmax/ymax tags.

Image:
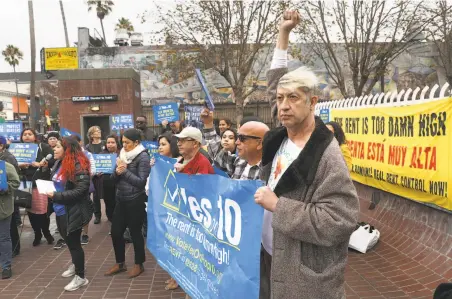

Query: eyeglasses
<box><xmin>237</xmin><ymin>134</ymin><xmax>261</xmax><ymax>142</ymax></box>
<box><xmin>135</xmin><ymin>121</ymin><xmax>146</xmax><ymax>124</ymax></box>
<box><xmin>177</xmin><ymin>138</ymin><xmax>196</xmax><ymax>144</ymax></box>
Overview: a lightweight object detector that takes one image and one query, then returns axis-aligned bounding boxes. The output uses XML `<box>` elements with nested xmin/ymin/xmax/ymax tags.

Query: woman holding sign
<box><xmin>105</xmin><ymin>129</ymin><xmax>150</xmax><ymax>279</ymax></box>
<box><xmin>19</xmin><ymin>128</ymin><xmax>54</xmax><ymax>247</ymax></box>
<box><xmin>47</xmin><ymin>138</ymin><xmax>92</xmax><ymax>291</ymax></box>
<box><xmin>100</xmin><ymin>134</ymin><xmax>121</xmax><ymax>222</ymax></box>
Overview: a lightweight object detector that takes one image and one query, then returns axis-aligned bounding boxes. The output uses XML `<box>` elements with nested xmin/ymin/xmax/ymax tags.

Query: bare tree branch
<box><xmin>296</xmin><ymin>0</ymin><xmax>434</xmax><ymax>98</ymax></box>
<box><xmin>147</xmin><ymin>0</ymin><xmax>288</xmax><ymax>125</ymax></box>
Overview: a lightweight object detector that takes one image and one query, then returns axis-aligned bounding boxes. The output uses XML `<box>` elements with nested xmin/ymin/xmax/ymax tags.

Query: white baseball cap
<box><xmin>174</xmin><ymin>127</ymin><xmax>203</xmax><ymax>143</ymax></box>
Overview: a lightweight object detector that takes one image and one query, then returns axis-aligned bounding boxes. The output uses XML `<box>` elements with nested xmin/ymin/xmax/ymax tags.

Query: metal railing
<box><xmin>315</xmin><ymin>82</ymin><xmax>451</xmax><ymax>114</ymax></box>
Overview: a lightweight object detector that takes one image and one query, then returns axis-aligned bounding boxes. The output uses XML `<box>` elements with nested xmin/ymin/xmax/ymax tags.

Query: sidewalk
<box><xmin>0</xmin><ymin>213</ymin><xmax>449</xmax><ymax>299</ymax></box>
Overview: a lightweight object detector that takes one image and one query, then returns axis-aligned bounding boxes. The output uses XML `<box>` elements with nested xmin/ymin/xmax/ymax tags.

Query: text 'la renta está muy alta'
<box><xmin>333</xmin><ymin>112</ymin><xmax>448</xmax><ymax>198</ymax></box>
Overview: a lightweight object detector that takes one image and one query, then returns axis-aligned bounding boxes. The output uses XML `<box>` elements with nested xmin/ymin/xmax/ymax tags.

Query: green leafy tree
<box><xmin>116</xmin><ymin>17</ymin><xmax>134</xmax><ymax>36</ymax></box>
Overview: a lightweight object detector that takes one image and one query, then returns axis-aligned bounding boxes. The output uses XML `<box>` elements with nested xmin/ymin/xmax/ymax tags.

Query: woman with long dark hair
<box><xmin>18</xmin><ymin>128</ymin><xmax>54</xmax><ymax>246</ymax></box>
<box><xmin>218</xmin><ymin>117</ymin><xmax>232</xmax><ymax>134</ymax></box>
<box><xmin>326</xmin><ymin>121</ymin><xmax>352</xmax><ymax>172</ymax></box>
<box><xmin>201</xmin><ymin>109</ymin><xmax>238</xmax><ymax>172</ymax></box>
<box><xmin>105</xmin><ymin>129</ymin><xmax>150</xmax><ymax>278</ymax></box>
<box><xmin>47</xmin><ymin>137</ymin><xmax>92</xmax><ymax>291</ymax></box>
<box><xmin>157</xmin><ymin>132</ymin><xmax>180</xmax><ymax>159</ymax></box>
<box><xmin>154</xmin><ymin>133</ymin><xmax>182</xmax><ymax>291</ymax></box>
<box><xmin>101</xmin><ymin>134</ymin><xmax>121</xmax><ymax>222</ymax></box>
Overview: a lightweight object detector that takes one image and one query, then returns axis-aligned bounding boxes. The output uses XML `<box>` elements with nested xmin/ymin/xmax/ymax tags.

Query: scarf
<box><xmin>119</xmin><ymin>144</ymin><xmax>146</xmax><ymax>164</ymax></box>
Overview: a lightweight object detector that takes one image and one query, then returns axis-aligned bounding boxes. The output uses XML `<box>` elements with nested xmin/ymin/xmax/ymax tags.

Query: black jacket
<box><xmin>140</xmin><ymin>128</ymin><xmax>156</xmax><ymax>141</ymax></box>
<box><xmin>112</xmin><ymin>150</ymin><xmax>150</xmax><ymax>202</ymax></box>
<box><xmin>51</xmin><ymin>160</ymin><xmax>93</xmax><ymax>235</ymax></box>
<box><xmin>20</xmin><ymin>142</ymin><xmax>53</xmax><ymax>185</ymax></box>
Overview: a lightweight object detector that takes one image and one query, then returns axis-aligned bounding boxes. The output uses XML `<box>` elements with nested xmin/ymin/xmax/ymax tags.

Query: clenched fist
<box><xmin>254</xmin><ymin>186</ymin><xmax>279</xmax><ymax>212</ymax></box>
<box><xmin>200</xmin><ymin>108</ymin><xmax>214</xmax><ymax>125</ymax></box>
<box><xmin>280</xmin><ymin>10</ymin><xmax>300</xmax><ymax>33</ymax></box>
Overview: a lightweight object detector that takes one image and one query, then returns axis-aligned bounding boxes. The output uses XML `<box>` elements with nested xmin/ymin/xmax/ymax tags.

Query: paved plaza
<box><xmin>0</xmin><ymin>209</ymin><xmax>450</xmax><ymax>299</ymax></box>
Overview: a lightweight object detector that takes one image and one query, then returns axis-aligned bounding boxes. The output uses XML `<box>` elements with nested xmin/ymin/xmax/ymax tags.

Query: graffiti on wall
<box><xmin>78</xmin><ymin>43</ymin><xmax>443</xmax><ymax>105</ymax></box>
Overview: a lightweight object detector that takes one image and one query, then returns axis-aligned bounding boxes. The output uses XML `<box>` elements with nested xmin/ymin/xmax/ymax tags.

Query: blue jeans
<box><xmin>0</xmin><ymin>215</ymin><xmax>12</xmax><ymax>269</ymax></box>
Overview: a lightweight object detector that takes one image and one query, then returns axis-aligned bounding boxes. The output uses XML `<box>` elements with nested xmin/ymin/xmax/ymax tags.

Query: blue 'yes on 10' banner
<box><xmin>147</xmin><ymin>159</ymin><xmax>264</xmax><ymax>299</ymax></box>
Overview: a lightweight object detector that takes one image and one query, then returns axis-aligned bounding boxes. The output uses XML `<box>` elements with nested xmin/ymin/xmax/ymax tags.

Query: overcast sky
<box><xmin>0</xmin><ymin>0</ymin><xmax>174</xmax><ymax>73</ymax></box>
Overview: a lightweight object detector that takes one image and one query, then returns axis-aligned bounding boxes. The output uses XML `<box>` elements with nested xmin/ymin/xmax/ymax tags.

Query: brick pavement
<box><xmin>0</xmin><ymin>210</ymin><xmax>449</xmax><ymax>299</ymax></box>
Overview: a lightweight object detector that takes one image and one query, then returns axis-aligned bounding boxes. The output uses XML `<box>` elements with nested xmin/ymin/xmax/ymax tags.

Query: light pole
<box><xmin>15</xmin><ymin>78</ymin><xmax>19</xmax><ymax>121</ymax></box>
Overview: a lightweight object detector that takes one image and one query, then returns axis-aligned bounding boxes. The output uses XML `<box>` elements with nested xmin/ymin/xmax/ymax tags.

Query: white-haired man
<box><xmin>254</xmin><ymin>10</ymin><xmax>359</xmax><ymax>299</ymax></box>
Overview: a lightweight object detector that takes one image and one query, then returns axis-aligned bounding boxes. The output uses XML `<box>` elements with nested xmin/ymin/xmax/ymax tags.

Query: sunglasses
<box><xmin>237</xmin><ymin>134</ymin><xmax>261</xmax><ymax>142</ymax></box>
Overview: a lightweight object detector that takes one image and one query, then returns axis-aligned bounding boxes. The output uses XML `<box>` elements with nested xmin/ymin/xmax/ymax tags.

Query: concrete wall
<box><xmin>355</xmin><ymin>182</ymin><xmax>451</xmax><ymax>255</ymax></box>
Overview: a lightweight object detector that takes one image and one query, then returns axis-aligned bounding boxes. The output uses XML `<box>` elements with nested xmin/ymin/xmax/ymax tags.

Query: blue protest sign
<box><xmin>60</xmin><ymin>128</ymin><xmax>81</xmax><ymax>138</ymax></box>
<box><xmin>142</xmin><ymin>141</ymin><xmax>159</xmax><ymax>157</ymax></box>
<box><xmin>195</xmin><ymin>69</ymin><xmax>215</xmax><ymax>111</ymax></box>
<box><xmin>9</xmin><ymin>143</ymin><xmax>39</xmax><ymax>164</ymax></box>
<box><xmin>0</xmin><ymin>122</ymin><xmax>23</xmax><ymax>141</ymax></box>
<box><xmin>154</xmin><ymin>153</ymin><xmax>177</xmax><ymax>165</ymax></box>
<box><xmin>319</xmin><ymin>108</ymin><xmax>330</xmax><ymax>123</ymax></box>
<box><xmin>185</xmin><ymin>106</ymin><xmax>204</xmax><ymax>129</ymax></box>
<box><xmin>0</xmin><ymin>161</ymin><xmax>8</xmax><ymax>191</ymax></box>
<box><xmin>153</xmin><ymin>103</ymin><xmax>179</xmax><ymax>124</ymax></box>
<box><xmin>147</xmin><ymin>160</ymin><xmax>264</xmax><ymax>299</ymax></box>
<box><xmin>110</xmin><ymin>114</ymin><xmax>134</xmax><ymax>135</ymax></box>
<box><xmin>92</xmin><ymin>154</ymin><xmax>116</xmax><ymax>174</ymax></box>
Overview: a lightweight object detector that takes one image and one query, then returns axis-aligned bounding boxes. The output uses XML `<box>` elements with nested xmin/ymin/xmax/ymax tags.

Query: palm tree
<box><xmin>87</xmin><ymin>0</ymin><xmax>114</xmax><ymax>45</ymax></box>
<box><xmin>116</xmin><ymin>17</ymin><xmax>134</xmax><ymax>36</ymax></box>
<box><xmin>28</xmin><ymin>0</ymin><xmax>37</xmax><ymax>129</ymax></box>
<box><xmin>2</xmin><ymin>45</ymin><xmax>23</xmax><ymax>120</ymax></box>
<box><xmin>59</xmin><ymin>0</ymin><xmax>70</xmax><ymax>47</ymax></box>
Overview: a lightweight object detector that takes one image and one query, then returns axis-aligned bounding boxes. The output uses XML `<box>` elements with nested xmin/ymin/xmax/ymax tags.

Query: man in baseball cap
<box><xmin>174</xmin><ymin>127</ymin><xmax>214</xmax><ymax>175</ymax></box>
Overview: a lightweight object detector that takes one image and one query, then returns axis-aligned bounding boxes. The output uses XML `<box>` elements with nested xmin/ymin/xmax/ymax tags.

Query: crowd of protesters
<box><xmin>0</xmin><ymin>9</ymin><xmax>374</xmax><ymax>299</ymax></box>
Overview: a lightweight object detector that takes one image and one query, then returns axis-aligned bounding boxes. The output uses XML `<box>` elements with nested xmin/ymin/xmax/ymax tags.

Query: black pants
<box><xmin>10</xmin><ymin>212</ymin><xmax>20</xmax><ymax>254</ymax></box>
<box><xmin>102</xmin><ymin>176</ymin><xmax>116</xmax><ymax>222</ymax></box>
<box><xmin>111</xmin><ymin>199</ymin><xmax>146</xmax><ymax>265</ymax></box>
<box><xmin>93</xmin><ymin>176</ymin><xmax>103</xmax><ymax>219</ymax></box>
<box><xmin>27</xmin><ymin>212</ymin><xmax>51</xmax><ymax>239</ymax></box>
<box><xmin>259</xmin><ymin>245</ymin><xmax>272</xmax><ymax>299</ymax></box>
<box><xmin>14</xmin><ymin>206</ymin><xmax>21</xmax><ymax>226</ymax></box>
<box><xmin>142</xmin><ymin>208</ymin><xmax>147</xmax><ymax>238</ymax></box>
<box><xmin>56</xmin><ymin>215</ymin><xmax>85</xmax><ymax>278</ymax></box>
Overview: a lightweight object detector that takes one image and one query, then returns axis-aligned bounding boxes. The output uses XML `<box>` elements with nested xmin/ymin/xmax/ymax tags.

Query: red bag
<box><xmin>27</xmin><ymin>188</ymin><xmax>48</xmax><ymax>214</ymax></box>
